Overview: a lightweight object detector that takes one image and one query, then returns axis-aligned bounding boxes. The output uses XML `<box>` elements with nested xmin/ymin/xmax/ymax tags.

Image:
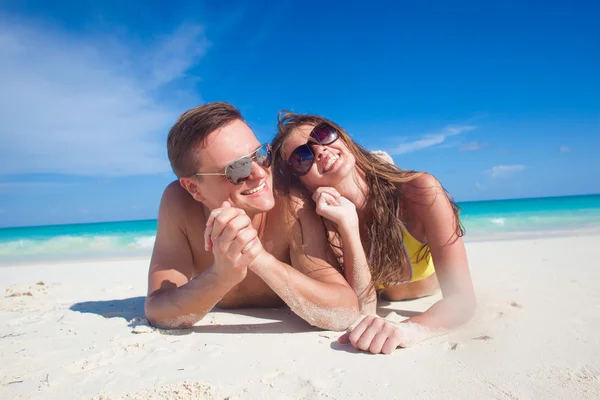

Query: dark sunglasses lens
<box><xmin>290</xmin><ymin>145</ymin><xmax>314</xmax><ymax>175</ymax></box>
<box><xmin>255</xmin><ymin>145</ymin><xmax>272</xmax><ymax>168</ymax></box>
<box><xmin>226</xmin><ymin>157</ymin><xmax>253</xmax><ymax>184</ymax></box>
<box><xmin>312</xmin><ymin>124</ymin><xmax>338</xmax><ymax>144</ymax></box>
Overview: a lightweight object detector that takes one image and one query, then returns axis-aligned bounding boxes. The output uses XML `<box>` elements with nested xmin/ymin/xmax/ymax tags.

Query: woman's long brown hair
<box><xmin>271</xmin><ymin>111</ymin><xmax>465</xmax><ymax>290</ymax></box>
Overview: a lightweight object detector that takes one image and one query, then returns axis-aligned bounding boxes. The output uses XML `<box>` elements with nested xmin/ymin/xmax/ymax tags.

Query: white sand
<box><xmin>1</xmin><ymin>233</ymin><xmax>600</xmax><ymax>399</ymax></box>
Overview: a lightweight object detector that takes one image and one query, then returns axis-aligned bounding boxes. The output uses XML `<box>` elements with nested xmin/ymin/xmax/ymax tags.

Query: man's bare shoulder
<box><xmin>159</xmin><ymin>181</ymin><xmax>207</xmax><ymax>225</ymax></box>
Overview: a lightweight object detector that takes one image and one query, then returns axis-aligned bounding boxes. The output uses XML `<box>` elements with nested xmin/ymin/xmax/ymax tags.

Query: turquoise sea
<box><xmin>1</xmin><ymin>194</ymin><xmax>599</xmax><ymax>265</ymax></box>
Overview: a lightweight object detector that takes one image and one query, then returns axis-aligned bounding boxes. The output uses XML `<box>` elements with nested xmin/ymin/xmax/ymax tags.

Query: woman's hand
<box><xmin>338</xmin><ymin>315</ymin><xmax>404</xmax><ymax>354</ymax></box>
<box><xmin>338</xmin><ymin>315</ymin><xmax>433</xmax><ymax>354</ymax></box>
<box><xmin>312</xmin><ymin>187</ymin><xmax>359</xmax><ymax>232</ymax></box>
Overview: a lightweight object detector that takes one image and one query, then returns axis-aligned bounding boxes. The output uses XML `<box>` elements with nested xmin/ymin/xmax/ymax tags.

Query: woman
<box><xmin>271</xmin><ymin>111</ymin><xmax>476</xmax><ymax>354</ymax></box>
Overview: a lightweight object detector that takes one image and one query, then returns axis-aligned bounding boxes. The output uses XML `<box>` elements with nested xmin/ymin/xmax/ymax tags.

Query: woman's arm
<box><xmin>312</xmin><ymin>188</ymin><xmax>378</xmax><ymax>316</ymax></box>
<box><xmin>338</xmin><ymin>173</ymin><xmax>476</xmax><ymax>353</ymax></box>
<box><xmin>402</xmin><ymin>173</ymin><xmax>476</xmax><ymax>327</ymax></box>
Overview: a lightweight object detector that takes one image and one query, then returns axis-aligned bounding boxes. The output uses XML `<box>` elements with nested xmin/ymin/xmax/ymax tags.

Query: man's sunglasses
<box><xmin>287</xmin><ymin>123</ymin><xmax>339</xmax><ymax>176</ymax></box>
<box><xmin>194</xmin><ymin>143</ymin><xmax>272</xmax><ymax>185</ymax></box>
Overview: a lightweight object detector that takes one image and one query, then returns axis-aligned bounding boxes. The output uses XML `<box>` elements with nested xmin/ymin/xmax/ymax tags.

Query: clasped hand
<box><xmin>312</xmin><ymin>187</ymin><xmax>359</xmax><ymax>232</ymax></box>
<box><xmin>204</xmin><ymin>201</ymin><xmax>264</xmax><ymax>282</ymax></box>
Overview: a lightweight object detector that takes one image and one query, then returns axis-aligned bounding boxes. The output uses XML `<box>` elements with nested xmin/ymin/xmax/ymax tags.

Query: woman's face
<box><xmin>282</xmin><ymin>124</ymin><xmax>356</xmax><ymax>192</ymax></box>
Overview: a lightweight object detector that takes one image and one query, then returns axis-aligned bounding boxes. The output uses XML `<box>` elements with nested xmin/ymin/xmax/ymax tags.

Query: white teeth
<box><xmin>324</xmin><ymin>155</ymin><xmax>339</xmax><ymax>172</ymax></box>
<box><xmin>242</xmin><ymin>182</ymin><xmax>265</xmax><ymax>195</ymax></box>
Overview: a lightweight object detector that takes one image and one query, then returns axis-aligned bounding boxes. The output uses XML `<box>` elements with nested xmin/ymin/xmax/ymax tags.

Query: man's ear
<box><xmin>179</xmin><ymin>177</ymin><xmax>205</xmax><ymax>202</ymax></box>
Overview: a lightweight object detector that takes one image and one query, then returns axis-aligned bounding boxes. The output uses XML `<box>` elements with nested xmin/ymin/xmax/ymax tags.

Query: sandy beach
<box><xmin>1</xmin><ymin>233</ymin><xmax>600</xmax><ymax>399</ymax></box>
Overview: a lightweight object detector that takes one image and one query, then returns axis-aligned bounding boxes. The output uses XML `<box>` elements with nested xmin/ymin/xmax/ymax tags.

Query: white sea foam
<box><xmin>0</xmin><ymin>234</ymin><xmax>156</xmax><ymax>264</ymax></box>
<box><xmin>131</xmin><ymin>236</ymin><xmax>156</xmax><ymax>249</ymax></box>
<box><xmin>489</xmin><ymin>218</ymin><xmax>506</xmax><ymax>225</ymax></box>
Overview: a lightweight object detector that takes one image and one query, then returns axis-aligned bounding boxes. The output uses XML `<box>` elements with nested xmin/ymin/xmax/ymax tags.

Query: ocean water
<box><xmin>1</xmin><ymin>194</ymin><xmax>599</xmax><ymax>265</ymax></box>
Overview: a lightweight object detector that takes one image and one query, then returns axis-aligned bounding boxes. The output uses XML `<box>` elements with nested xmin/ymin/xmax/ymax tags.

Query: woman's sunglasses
<box><xmin>287</xmin><ymin>123</ymin><xmax>339</xmax><ymax>176</ymax></box>
<box><xmin>194</xmin><ymin>143</ymin><xmax>272</xmax><ymax>185</ymax></box>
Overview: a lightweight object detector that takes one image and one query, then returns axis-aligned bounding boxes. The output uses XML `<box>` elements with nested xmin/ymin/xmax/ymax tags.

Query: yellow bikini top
<box><xmin>369</xmin><ymin>221</ymin><xmax>435</xmax><ymax>289</ymax></box>
<box><xmin>400</xmin><ymin>223</ymin><xmax>435</xmax><ymax>283</ymax></box>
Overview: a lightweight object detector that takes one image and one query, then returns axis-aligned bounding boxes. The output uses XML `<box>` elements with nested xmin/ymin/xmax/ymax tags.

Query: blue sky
<box><xmin>0</xmin><ymin>0</ymin><xmax>599</xmax><ymax>227</ymax></box>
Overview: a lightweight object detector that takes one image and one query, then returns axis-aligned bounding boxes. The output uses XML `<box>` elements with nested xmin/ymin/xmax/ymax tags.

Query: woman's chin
<box><xmin>322</xmin><ymin>159</ymin><xmax>356</xmax><ymax>187</ymax></box>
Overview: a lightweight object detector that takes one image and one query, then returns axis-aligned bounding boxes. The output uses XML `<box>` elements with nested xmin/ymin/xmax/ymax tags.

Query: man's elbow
<box><xmin>144</xmin><ymin>296</ymin><xmax>199</xmax><ymax>330</ymax></box>
<box><xmin>144</xmin><ymin>297</ymin><xmax>170</xmax><ymax>329</ymax></box>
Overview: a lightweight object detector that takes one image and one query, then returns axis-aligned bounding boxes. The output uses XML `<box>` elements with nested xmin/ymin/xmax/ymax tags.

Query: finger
<box><xmin>319</xmin><ymin>187</ymin><xmax>341</xmax><ymax>199</ymax></box>
<box><xmin>312</xmin><ymin>187</ymin><xmax>340</xmax><ymax>204</ymax></box>
<box><xmin>315</xmin><ymin>193</ymin><xmax>335</xmax><ymax>218</ymax></box>
<box><xmin>337</xmin><ymin>332</ymin><xmax>350</xmax><ymax>344</ymax></box>
<box><xmin>347</xmin><ymin>316</ymin><xmax>375</xmax><ymax>347</ymax></box>
<box><xmin>319</xmin><ymin>190</ymin><xmax>340</xmax><ymax>206</ymax></box>
<box><xmin>227</xmin><ymin>225</ymin><xmax>258</xmax><ymax>257</ymax></box>
<box><xmin>316</xmin><ymin>192</ymin><xmax>329</xmax><ymax>210</ymax></box>
<box><xmin>355</xmin><ymin>319</ymin><xmax>384</xmax><ymax>351</ymax></box>
<box><xmin>368</xmin><ymin>331</ymin><xmax>389</xmax><ymax>354</ymax></box>
<box><xmin>239</xmin><ymin>236</ymin><xmax>264</xmax><ymax>264</ymax></box>
<box><xmin>241</xmin><ymin>236</ymin><xmax>258</xmax><ymax>254</ymax></box>
<box><xmin>216</xmin><ymin>214</ymin><xmax>252</xmax><ymax>252</ymax></box>
<box><xmin>381</xmin><ymin>327</ymin><xmax>403</xmax><ymax>354</ymax></box>
<box><xmin>321</xmin><ymin>192</ymin><xmax>339</xmax><ymax>206</ymax></box>
<box><xmin>211</xmin><ymin>208</ymin><xmax>244</xmax><ymax>246</ymax></box>
<box><xmin>316</xmin><ymin>192</ymin><xmax>338</xmax><ymax>214</ymax></box>
<box><xmin>207</xmin><ymin>202</ymin><xmax>235</xmax><ymax>230</ymax></box>
<box><xmin>205</xmin><ymin>203</ymin><xmax>235</xmax><ymax>250</ymax></box>
<box><xmin>205</xmin><ymin>208</ymin><xmax>225</xmax><ymax>251</ymax></box>
<box><xmin>381</xmin><ymin>336</ymin><xmax>401</xmax><ymax>354</ymax></box>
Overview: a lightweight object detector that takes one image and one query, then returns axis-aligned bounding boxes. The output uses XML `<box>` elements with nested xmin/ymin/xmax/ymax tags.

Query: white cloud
<box><xmin>487</xmin><ymin>164</ymin><xmax>526</xmax><ymax>178</ymax></box>
<box><xmin>387</xmin><ymin>125</ymin><xmax>476</xmax><ymax>155</ymax></box>
<box><xmin>0</xmin><ymin>16</ymin><xmax>209</xmax><ymax>176</ymax></box>
<box><xmin>460</xmin><ymin>141</ymin><xmax>489</xmax><ymax>152</ymax></box>
<box><xmin>558</xmin><ymin>146</ymin><xmax>572</xmax><ymax>153</ymax></box>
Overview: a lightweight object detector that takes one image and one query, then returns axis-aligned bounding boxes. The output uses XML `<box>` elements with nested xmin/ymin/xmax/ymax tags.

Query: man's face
<box><xmin>181</xmin><ymin>119</ymin><xmax>275</xmax><ymax>216</ymax></box>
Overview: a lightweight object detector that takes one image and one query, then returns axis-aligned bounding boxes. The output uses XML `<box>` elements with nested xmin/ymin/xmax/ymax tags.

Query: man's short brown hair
<box><xmin>167</xmin><ymin>102</ymin><xmax>244</xmax><ymax>178</ymax></box>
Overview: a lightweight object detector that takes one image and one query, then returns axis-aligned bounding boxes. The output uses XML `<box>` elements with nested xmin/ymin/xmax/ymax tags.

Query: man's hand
<box><xmin>312</xmin><ymin>187</ymin><xmax>359</xmax><ymax>232</ymax></box>
<box><xmin>204</xmin><ymin>201</ymin><xmax>264</xmax><ymax>283</ymax></box>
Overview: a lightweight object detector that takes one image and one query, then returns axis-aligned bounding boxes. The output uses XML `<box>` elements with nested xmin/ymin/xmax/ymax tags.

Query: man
<box><xmin>144</xmin><ymin>102</ymin><xmax>360</xmax><ymax>331</ymax></box>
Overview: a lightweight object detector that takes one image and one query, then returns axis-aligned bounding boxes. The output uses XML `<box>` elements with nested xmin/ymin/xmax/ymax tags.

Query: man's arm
<box><xmin>144</xmin><ymin>184</ymin><xmax>247</xmax><ymax>329</ymax></box>
<box><xmin>248</xmin><ymin>195</ymin><xmax>361</xmax><ymax>332</ymax></box>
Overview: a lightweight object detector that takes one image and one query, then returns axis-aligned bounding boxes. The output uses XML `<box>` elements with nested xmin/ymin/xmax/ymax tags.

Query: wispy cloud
<box><xmin>386</xmin><ymin>125</ymin><xmax>476</xmax><ymax>155</ymax></box>
<box><xmin>558</xmin><ymin>146</ymin><xmax>572</xmax><ymax>153</ymax></box>
<box><xmin>460</xmin><ymin>141</ymin><xmax>489</xmax><ymax>152</ymax></box>
<box><xmin>486</xmin><ymin>164</ymin><xmax>526</xmax><ymax>178</ymax></box>
<box><xmin>0</xmin><ymin>15</ymin><xmax>209</xmax><ymax>176</ymax></box>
